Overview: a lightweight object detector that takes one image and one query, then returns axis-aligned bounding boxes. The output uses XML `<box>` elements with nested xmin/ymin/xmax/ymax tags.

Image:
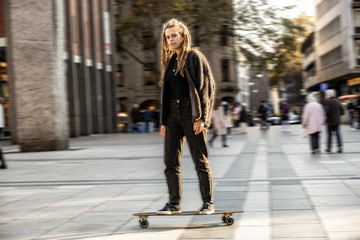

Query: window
<box><xmin>143</xmin><ymin>29</ymin><xmax>153</xmax><ymax>50</ymax></box>
<box><xmin>117</xmin><ymin>64</ymin><xmax>123</xmax><ymax>87</ymax></box>
<box><xmin>319</xmin><ymin>16</ymin><xmax>340</xmax><ymax>42</ymax></box>
<box><xmin>355</xmin><ymin>40</ymin><xmax>360</xmax><ymax>65</ymax></box>
<box><xmin>221</xmin><ymin>59</ymin><xmax>230</xmax><ymax>82</ymax></box>
<box><xmin>305</xmin><ymin>62</ymin><xmax>316</xmax><ymax>78</ymax></box>
<box><xmin>320</xmin><ymin>46</ymin><xmax>342</xmax><ymax>69</ymax></box>
<box><xmin>220</xmin><ymin>25</ymin><xmax>228</xmax><ymax>46</ymax></box>
<box><xmin>354</xmin><ymin>9</ymin><xmax>360</xmax><ymax>34</ymax></box>
<box><xmin>192</xmin><ymin>25</ymin><xmax>201</xmax><ymax>47</ymax></box>
<box><xmin>316</xmin><ymin>0</ymin><xmax>339</xmax><ymax>18</ymax></box>
<box><xmin>144</xmin><ymin>63</ymin><xmax>156</xmax><ymax>86</ymax></box>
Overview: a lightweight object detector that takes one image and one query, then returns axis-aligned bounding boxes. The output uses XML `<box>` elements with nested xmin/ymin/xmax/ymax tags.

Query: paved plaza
<box><xmin>0</xmin><ymin>124</ymin><xmax>359</xmax><ymax>240</ymax></box>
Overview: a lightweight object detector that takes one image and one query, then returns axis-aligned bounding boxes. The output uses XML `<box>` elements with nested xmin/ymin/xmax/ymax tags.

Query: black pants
<box><xmin>164</xmin><ymin>98</ymin><xmax>213</xmax><ymax>204</ymax></box>
<box><xmin>0</xmin><ymin>148</ymin><xmax>7</xmax><ymax>169</ymax></box>
<box><xmin>327</xmin><ymin>125</ymin><xmax>342</xmax><ymax>150</ymax></box>
<box><xmin>209</xmin><ymin>133</ymin><xmax>227</xmax><ymax>146</ymax></box>
<box><xmin>309</xmin><ymin>132</ymin><xmax>320</xmax><ymax>152</ymax></box>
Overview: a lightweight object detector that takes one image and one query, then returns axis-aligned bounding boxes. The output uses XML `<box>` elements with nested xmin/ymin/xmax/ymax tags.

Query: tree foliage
<box><xmin>113</xmin><ymin>0</ymin><xmax>292</xmax><ymax>71</ymax></box>
<box><xmin>267</xmin><ymin>13</ymin><xmax>314</xmax><ymax>104</ymax></box>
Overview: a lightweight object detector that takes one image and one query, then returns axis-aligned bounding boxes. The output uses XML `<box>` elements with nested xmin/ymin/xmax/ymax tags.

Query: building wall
<box><xmin>0</xmin><ymin>0</ymin><xmax>5</xmax><ymax>38</ymax></box>
<box><xmin>311</xmin><ymin>0</ymin><xmax>360</xmax><ymax>95</ymax></box>
<box><xmin>65</xmin><ymin>0</ymin><xmax>117</xmax><ymax>137</ymax></box>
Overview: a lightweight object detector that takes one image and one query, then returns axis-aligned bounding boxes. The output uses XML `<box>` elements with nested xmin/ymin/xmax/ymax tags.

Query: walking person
<box><xmin>257</xmin><ymin>101</ymin><xmax>269</xmax><ymax>129</ymax></box>
<box><xmin>232</xmin><ymin>103</ymin><xmax>240</xmax><ymax>130</ymax></box>
<box><xmin>131</xmin><ymin>104</ymin><xmax>140</xmax><ymax>133</ymax></box>
<box><xmin>357</xmin><ymin>93</ymin><xmax>360</xmax><ymax>129</ymax></box>
<box><xmin>157</xmin><ymin>19</ymin><xmax>216</xmax><ymax>214</ymax></box>
<box><xmin>222</xmin><ymin>101</ymin><xmax>233</xmax><ymax>137</ymax></box>
<box><xmin>280</xmin><ymin>101</ymin><xmax>291</xmax><ymax>131</ymax></box>
<box><xmin>323</xmin><ymin>89</ymin><xmax>344</xmax><ymax>153</ymax></box>
<box><xmin>239</xmin><ymin>105</ymin><xmax>247</xmax><ymax>134</ymax></box>
<box><xmin>347</xmin><ymin>98</ymin><xmax>356</xmax><ymax>130</ymax></box>
<box><xmin>144</xmin><ymin>108</ymin><xmax>152</xmax><ymax>133</ymax></box>
<box><xmin>302</xmin><ymin>93</ymin><xmax>326</xmax><ymax>154</ymax></box>
<box><xmin>0</xmin><ymin>147</ymin><xmax>6</xmax><ymax>169</ymax></box>
<box><xmin>208</xmin><ymin>99</ymin><xmax>229</xmax><ymax>148</ymax></box>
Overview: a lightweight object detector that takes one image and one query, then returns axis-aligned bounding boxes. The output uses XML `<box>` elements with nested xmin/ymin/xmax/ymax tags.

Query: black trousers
<box><xmin>209</xmin><ymin>133</ymin><xmax>227</xmax><ymax>146</ymax></box>
<box><xmin>164</xmin><ymin>98</ymin><xmax>213</xmax><ymax>204</ymax></box>
<box><xmin>0</xmin><ymin>148</ymin><xmax>7</xmax><ymax>169</ymax></box>
<box><xmin>327</xmin><ymin>125</ymin><xmax>342</xmax><ymax>150</ymax></box>
<box><xmin>309</xmin><ymin>132</ymin><xmax>320</xmax><ymax>151</ymax></box>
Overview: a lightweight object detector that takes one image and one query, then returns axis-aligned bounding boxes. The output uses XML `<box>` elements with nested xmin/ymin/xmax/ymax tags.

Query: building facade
<box><xmin>303</xmin><ymin>0</ymin><xmax>360</xmax><ymax>95</ymax></box>
<box><xmin>64</xmin><ymin>0</ymin><xmax>117</xmax><ymax>137</ymax></box>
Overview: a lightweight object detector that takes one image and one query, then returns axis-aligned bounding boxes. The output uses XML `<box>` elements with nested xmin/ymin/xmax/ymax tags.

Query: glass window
<box><xmin>117</xmin><ymin>64</ymin><xmax>123</xmax><ymax>87</ymax></box>
<box><xmin>144</xmin><ymin>63</ymin><xmax>156</xmax><ymax>86</ymax></box>
<box><xmin>143</xmin><ymin>30</ymin><xmax>153</xmax><ymax>50</ymax></box>
<box><xmin>221</xmin><ymin>59</ymin><xmax>230</xmax><ymax>82</ymax></box>
<box><xmin>355</xmin><ymin>9</ymin><xmax>360</xmax><ymax>26</ymax></box>
<box><xmin>220</xmin><ymin>25</ymin><xmax>228</xmax><ymax>46</ymax></box>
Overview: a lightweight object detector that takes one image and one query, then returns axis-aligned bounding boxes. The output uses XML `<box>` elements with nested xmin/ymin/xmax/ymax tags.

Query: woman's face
<box><xmin>165</xmin><ymin>27</ymin><xmax>182</xmax><ymax>53</ymax></box>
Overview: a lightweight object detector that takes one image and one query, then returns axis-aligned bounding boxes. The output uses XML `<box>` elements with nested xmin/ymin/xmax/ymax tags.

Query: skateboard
<box><xmin>133</xmin><ymin>210</ymin><xmax>243</xmax><ymax>228</ymax></box>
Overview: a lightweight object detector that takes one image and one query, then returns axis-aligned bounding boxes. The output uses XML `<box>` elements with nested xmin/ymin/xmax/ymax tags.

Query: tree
<box><xmin>267</xmin><ymin>13</ymin><xmax>314</xmax><ymax>105</ymax></box>
<box><xmin>113</xmin><ymin>0</ymin><xmax>290</xmax><ymax>81</ymax></box>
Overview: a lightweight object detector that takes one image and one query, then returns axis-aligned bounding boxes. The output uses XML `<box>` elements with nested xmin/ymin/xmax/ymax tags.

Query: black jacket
<box><xmin>323</xmin><ymin>97</ymin><xmax>344</xmax><ymax>125</ymax></box>
<box><xmin>161</xmin><ymin>50</ymin><xmax>216</xmax><ymax>127</ymax></box>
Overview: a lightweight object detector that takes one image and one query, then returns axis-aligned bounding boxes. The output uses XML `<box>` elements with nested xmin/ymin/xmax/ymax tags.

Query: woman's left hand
<box><xmin>193</xmin><ymin>119</ymin><xmax>205</xmax><ymax>135</ymax></box>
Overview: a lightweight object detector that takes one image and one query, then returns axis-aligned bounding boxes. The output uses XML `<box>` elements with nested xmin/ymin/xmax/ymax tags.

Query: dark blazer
<box><xmin>323</xmin><ymin>97</ymin><xmax>344</xmax><ymax>126</ymax></box>
<box><xmin>161</xmin><ymin>50</ymin><xmax>216</xmax><ymax>127</ymax></box>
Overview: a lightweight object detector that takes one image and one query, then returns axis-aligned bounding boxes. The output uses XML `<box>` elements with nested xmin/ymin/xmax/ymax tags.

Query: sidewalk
<box><xmin>0</xmin><ymin>125</ymin><xmax>359</xmax><ymax>240</ymax></box>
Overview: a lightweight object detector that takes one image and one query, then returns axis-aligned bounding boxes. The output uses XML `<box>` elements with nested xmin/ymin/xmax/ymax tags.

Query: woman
<box><xmin>302</xmin><ymin>93</ymin><xmax>326</xmax><ymax>154</ymax></box>
<box><xmin>158</xmin><ymin>19</ymin><xmax>216</xmax><ymax>215</ymax></box>
<box><xmin>208</xmin><ymin>99</ymin><xmax>228</xmax><ymax>147</ymax></box>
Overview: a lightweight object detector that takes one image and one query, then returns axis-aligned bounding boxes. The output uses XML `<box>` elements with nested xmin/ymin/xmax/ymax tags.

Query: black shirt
<box><xmin>165</xmin><ymin>59</ymin><xmax>190</xmax><ymax>100</ymax></box>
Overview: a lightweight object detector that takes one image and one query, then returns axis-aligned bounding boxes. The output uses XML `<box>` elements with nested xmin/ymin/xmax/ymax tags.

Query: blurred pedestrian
<box><xmin>208</xmin><ymin>99</ymin><xmax>228</xmax><ymax>147</ymax></box>
<box><xmin>302</xmin><ymin>93</ymin><xmax>326</xmax><ymax>154</ymax></box>
<box><xmin>347</xmin><ymin>98</ymin><xmax>356</xmax><ymax>130</ymax></box>
<box><xmin>144</xmin><ymin>108</ymin><xmax>152</xmax><ymax>133</ymax></box>
<box><xmin>158</xmin><ymin>19</ymin><xmax>215</xmax><ymax>215</ymax></box>
<box><xmin>0</xmin><ymin>100</ymin><xmax>4</xmax><ymax>138</ymax></box>
<box><xmin>280</xmin><ymin>101</ymin><xmax>291</xmax><ymax>131</ymax></box>
<box><xmin>323</xmin><ymin>89</ymin><xmax>344</xmax><ymax>153</ymax></box>
<box><xmin>239</xmin><ymin>105</ymin><xmax>247</xmax><ymax>134</ymax></box>
<box><xmin>0</xmin><ymin>148</ymin><xmax>6</xmax><ymax>169</ymax></box>
<box><xmin>357</xmin><ymin>93</ymin><xmax>360</xmax><ymax>129</ymax></box>
<box><xmin>222</xmin><ymin>101</ymin><xmax>233</xmax><ymax>137</ymax></box>
<box><xmin>257</xmin><ymin>101</ymin><xmax>269</xmax><ymax>129</ymax></box>
<box><xmin>131</xmin><ymin>104</ymin><xmax>140</xmax><ymax>133</ymax></box>
<box><xmin>232</xmin><ymin>102</ymin><xmax>240</xmax><ymax>129</ymax></box>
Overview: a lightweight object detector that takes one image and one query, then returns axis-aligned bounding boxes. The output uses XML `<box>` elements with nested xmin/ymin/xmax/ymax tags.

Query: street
<box><xmin>0</xmin><ymin>124</ymin><xmax>359</xmax><ymax>240</ymax></box>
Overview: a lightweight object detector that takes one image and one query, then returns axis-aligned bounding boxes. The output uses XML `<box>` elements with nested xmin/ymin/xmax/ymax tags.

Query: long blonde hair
<box><xmin>159</xmin><ymin>18</ymin><xmax>192</xmax><ymax>86</ymax></box>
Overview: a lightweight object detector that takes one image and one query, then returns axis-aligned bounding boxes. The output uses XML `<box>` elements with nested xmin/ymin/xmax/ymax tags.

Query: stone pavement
<box><xmin>0</xmin><ymin>125</ymin><xmax>359</xmax><ymax>240</ymax></box>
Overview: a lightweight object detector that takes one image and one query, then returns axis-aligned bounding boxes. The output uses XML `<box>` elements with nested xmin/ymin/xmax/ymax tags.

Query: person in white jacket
<box><xmin>302</xmin><ymin>93</ymin><xmax>326</xmax><ymax>154</ymax></box>
<box><xmin>208</xmin><ymin>99</ymin><xmax>228</xmax><ymax>147</ymax></box>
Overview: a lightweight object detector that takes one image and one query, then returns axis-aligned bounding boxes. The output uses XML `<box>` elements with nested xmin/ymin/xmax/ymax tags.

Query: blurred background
<box><xmin>1</xmin><ymin>0</ymin><xmax>359</xmax><ymax>151</ymax></box>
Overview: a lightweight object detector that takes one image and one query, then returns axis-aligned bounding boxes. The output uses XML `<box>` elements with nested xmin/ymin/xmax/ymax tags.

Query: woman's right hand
<box><xmin>160</xmin><ymin>125</ymin><xmax>166</xmax><ymax>138</ymax></box>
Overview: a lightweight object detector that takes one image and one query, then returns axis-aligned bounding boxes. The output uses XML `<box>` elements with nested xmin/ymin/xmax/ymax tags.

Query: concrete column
<box><xmin>7</xmin><ymin>0</ymin><xmax>69</xmax><ymax>151</ymax></box>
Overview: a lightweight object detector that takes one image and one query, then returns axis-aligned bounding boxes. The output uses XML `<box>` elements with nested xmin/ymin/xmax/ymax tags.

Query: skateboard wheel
<box><xmin>140</xmin><ymin>220</ymin><xmax>149</xmax><ymax>228</ymax></box>
<box><xmin>225</xmin><ymin>217</ymin><xmax>234</xmax><ymax>226</ymax></box>
<box><xmin>222</xmin><ymin>216</ymin><xmax>226</xmax><ymax>223</ymax></box>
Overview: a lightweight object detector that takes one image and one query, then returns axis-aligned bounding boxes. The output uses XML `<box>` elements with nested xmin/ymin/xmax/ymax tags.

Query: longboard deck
<box><xmin>133</xmin><ymin>210</ymin><xmax>244</xmax><ymax>228</ymax></box>
<box><xmin>133</xmin><ymin>209</ymin><xmax>243</xmax><ymax>217</ymax></box>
